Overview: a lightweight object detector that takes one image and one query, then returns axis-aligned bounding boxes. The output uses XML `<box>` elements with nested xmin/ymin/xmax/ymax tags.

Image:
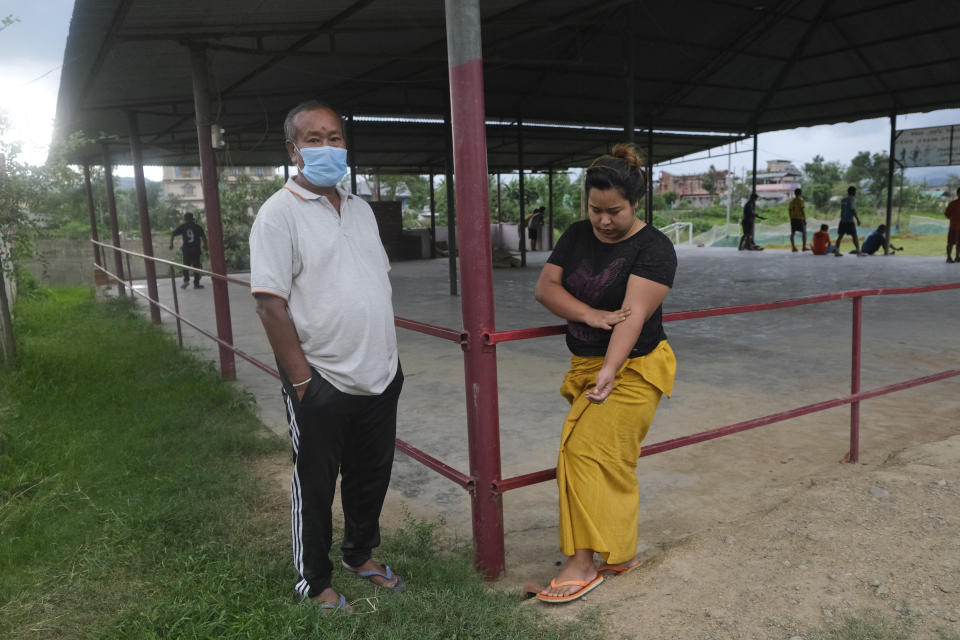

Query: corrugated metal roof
<box><xmin>52</xmin><ymin>0</ymin><xmax>960</xmax><ymax>168</ymax></box>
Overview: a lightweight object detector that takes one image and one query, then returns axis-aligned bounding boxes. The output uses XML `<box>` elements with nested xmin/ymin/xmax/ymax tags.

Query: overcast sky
<box><xmin>2</xmin><ymin>0</ymin><xmax>959</xmax><ymax>182</ymax></box>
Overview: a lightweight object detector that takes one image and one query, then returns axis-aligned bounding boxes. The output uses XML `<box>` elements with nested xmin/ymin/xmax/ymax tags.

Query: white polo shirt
<box><xmin>249</xmin><ymin>178</ymin><xmax>398</xmax><ymax>395</ymax></box>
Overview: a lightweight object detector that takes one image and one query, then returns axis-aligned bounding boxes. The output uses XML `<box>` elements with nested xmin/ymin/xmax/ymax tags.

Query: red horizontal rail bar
<box><xmin>492</xmin><ymin>367</ymin><xmax>960</xmax><ymax>494</ymax></box>
<box><xmin>395</xmin><ymin>438</ymin><xmax>474</xmax><ymax>489</ymax></box>
<box><xmin>99</xmin><ymin>263</ymin><xmax>474</xmax><ymax>489</ymax></box>
<box><xmin>394</xmin><ymin>317</ymin><xmax>467</xmax><ymax>343</ymax></box>
<box><xmin>92</xmin><ymin>239</ymin><xmax>250</xmax><ymax>287</ymax></box>
<box><xmin>485</xmin><ymin>281</ymin><xmax>960</xmax><ymax>345</ymax></box>
<box><xmin>640</xmin><ymin>369</ymin><xmax>960</xmax><ymax>457</ymax></box>
<box><xmin>485</xmin><ymin>325</ymin><xmax>565</xmax><ymax>344</ymax></box>
<box><xmin>95</xmin><ymin>263</ymin><xmax>280</xmax><ymax>379</ymax></box>
<box><xmin>495</xmin><ymin>467</ymin><xmax>557</xmax><ymax>493</ymax></box>
<box><xmin>95</xmin><ymin>240</ymin><xmax>466</xmax><ymax>344</ymax></box>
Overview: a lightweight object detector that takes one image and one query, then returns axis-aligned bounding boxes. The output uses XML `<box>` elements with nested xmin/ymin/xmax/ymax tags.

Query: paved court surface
<box><xmin>119</xmin><ymin>246</ymin><xmax>960</xmax><ymax>579</ymax></box>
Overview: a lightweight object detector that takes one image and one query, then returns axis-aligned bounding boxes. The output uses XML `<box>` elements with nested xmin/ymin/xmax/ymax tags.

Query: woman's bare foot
<box><xmin>539</xmin><ymin>549</ymin><xmax>599</xmax><ymax>599</ymax></box>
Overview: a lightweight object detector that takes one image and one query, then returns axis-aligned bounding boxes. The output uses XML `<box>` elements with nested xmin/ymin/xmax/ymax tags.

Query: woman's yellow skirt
<box><xmin>556</xmin><ymin>339</ymin><xmax>676</xmax><ymax>563</ymax></box>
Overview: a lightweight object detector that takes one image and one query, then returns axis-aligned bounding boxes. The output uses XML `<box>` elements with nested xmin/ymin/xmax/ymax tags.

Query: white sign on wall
<box><xmin>895</xmin><ymin>124</ymin><xmax>960</xmax><ymax>168</ymax></box>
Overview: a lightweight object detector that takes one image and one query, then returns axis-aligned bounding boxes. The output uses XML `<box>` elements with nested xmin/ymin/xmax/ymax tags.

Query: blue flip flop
<box><xmin>319</xmin><ymin>593</ymin><xmax>349</xmax><ymax>613</ymax></box>
<box><xmin>293</xmin><ymin>591</ymin><xmax>350</xmax><ymax>614</ymax></box>
<box><xmin>341</xmin><ymin>562</ymin><xmax>406</xmax><ymax>593</ymax></box>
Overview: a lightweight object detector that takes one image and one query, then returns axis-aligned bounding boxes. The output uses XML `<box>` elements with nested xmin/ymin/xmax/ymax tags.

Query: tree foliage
<box><xmin>844</xmin><ymin>151</ymin><xmax>891</xmax><ymax>206</ymax></box>
<box><xmin>215</xmin><ymin>172</ymin><xmax>284</xmax><ymax>270</ymax></box>
<box><xmin>801</xmin><ymin>154</ymin><xmax>845</xmax><ymax>211</ymax></box>
<box><xmin>0</xmin><ymin>113</ymin><xmax>43</xmax><ymax>274</ymax></box>
<box><xmin>428</xmin><ymin>171</ymin><xmax>584</xmax><ymax>233</ymax></box>
<box><xmin>701</xmin><ymin>164</ymin><xmax>723</xmax><ymax>195</ymax></box>
<box><xmin>803</xmin><ymin>154</ymin><xmax>843</xmax><ymax>185</ymax></box>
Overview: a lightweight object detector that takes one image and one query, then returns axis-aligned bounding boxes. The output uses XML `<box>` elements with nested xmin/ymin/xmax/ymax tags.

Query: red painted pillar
<box><xmin>83</xmin><ymin>165</ymin><xmax>103</xmax><ymax>269</ymax></box>
<box><xmin>189</xmin><ymin>45</ymin><xmax>236</xmax><ymax>380</ymax></box>
<box><xmin>849</xmin><ymin>296</ymin><xmax>862</xmax><ymax>462</ymax></box>
<box><xmin>444</xmin><ymin>0</ymin><xmax>505</xmax><ymax>580</ymax></box>
<box><xmin>101</xmin><ymin>145</ymin><xmax>126</xmax><ymax>297</ymax></box>
<box><xmin>127</xmin><ymin>111</ymin><xmax>162</xmax><ymax>324</ymax></box>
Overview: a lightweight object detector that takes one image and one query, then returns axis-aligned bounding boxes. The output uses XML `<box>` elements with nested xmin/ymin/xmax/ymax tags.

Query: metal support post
<box><xmin>726</xmin><ymin>144</ymin><xmax>733</xmax><ymax>228</ymax></box>
<box><xmin>444</xmin><ymin>114</ymin><xmax>458</xmax><ymax>296</ymax></box>
<box><xmin>189</xmin><ymin>45</ymin><xmax>236</xmax><ymax>380</ymax></box>
<box><xmin>645</xmin><ymin>127</ymin><xmax>654</xmax><ymax>225</ymax></box>
<box><xmin>496</xmin><ymin>173</ymin><xmax>502</xmax><ymax>223</ymax></box>
<box><xmin>102</xmin><ymin>145</ymin><xmax>126</xmax><ymax>296</ymax></box>
<box><xmin>83</xmin><ymin>165</ymin><xmax>103</xmax><ymax>268</ymax></box>
<box><xmin>751</xmin><ymin>132</ymin><xmax>758</xmax><ymax>195</ymax></box>
<box><xmin>127</xmin><ymin>111</ymin><xmax>162</xmax><ymax>324</ymax></box>
<box><xmin>125</xmin><ymin>253</ymin><xmax>134</xmax><ymax>296</ymax></box>
<box><xmin>429</xmin><ymin>170</ymin><xmax>437</xmax><ymax>259</ymax></box>
<box><xmin>348</xmin><ymin>114</ymin><xmax>358</xmax><ymax>195</ymax></box>
<box><xmin>170</xmin><ymin>266</ymin><xmax>184</xmax><ymax>348</ymax></box>
<box><xmin>548</xmin><ymin>168</ymin><xmax>554</xmax><ymax>250</ymax></box>
<box><xmin>518</xmin><ymin>119</ymin><xmax>526</xmax><ymax>267</ymax></box>
<box><xmin>445</xmin><ymin>0</ymin><xmax>505</xmax><ymax>580</ymax></box>
<box><xmin>624</xmin><ymin>3</ymin><xmax>636</xmax><ymax>144</ymax></box>
<box><xmin>885</xmin><ymin>113</ymin><xmax>896</xmax><ymax>254</ymax></box>
<box><xmin>849</xmin><ymin>296</ymin><xmax>862</xmax><ymax>463</ymax></box>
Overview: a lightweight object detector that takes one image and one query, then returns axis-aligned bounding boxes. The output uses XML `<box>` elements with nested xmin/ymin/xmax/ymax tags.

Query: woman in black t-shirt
<box><xmin>532</xmin><ymin>144</ymin><xmax>677</xmax><ymax>603</ymax></box>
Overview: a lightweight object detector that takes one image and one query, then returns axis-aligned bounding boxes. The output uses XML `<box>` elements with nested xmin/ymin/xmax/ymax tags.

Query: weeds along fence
<box><xmin>91</xmin><ymin>238</ymin><xmax>960</xmax><ymax>578</ymax></box>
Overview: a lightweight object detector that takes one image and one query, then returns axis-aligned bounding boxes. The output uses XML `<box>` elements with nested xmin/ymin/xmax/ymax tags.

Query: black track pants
<box><xmin>282</xmin><ymin>365</ymin><xmax>403</xmax><ymax>599</ymax></box>
<box><xmin>181</xmin><ymin>248</ymin><xmax>202</xmax><ymax>286</ymax></box>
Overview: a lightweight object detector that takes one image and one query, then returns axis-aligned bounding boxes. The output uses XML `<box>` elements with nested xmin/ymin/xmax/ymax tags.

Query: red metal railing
<box><xmin>90</xmin><ymin>241</ymin><xmax>468</xmax><ymax>483</ymax></box>
<box><xmin>488</xmin><ymin>282</ymin><xmax>960</xmax><ymax>493</ymax></box>
<box><xmin>93</xmin><ymin>239</ymin><xmax>960</xmax><ymax>577</ymax></box>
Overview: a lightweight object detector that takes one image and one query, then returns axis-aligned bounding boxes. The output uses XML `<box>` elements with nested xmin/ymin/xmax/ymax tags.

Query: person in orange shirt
<box><xmin>946</xmin><ymin>187</ymin><xmax>960</xmax><ymax>263</ymax></box>
<box><xmin>811</xmin><ymin>224</ymin><xmax>835</xmax><ymax>255</ymax></box>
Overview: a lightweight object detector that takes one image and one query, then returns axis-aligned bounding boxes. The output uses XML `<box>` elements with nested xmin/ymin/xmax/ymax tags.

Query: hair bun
<box><xmin>609</xmin><ymin>143</ymin><xmax>645</xmax><ymax>170</ymax></box>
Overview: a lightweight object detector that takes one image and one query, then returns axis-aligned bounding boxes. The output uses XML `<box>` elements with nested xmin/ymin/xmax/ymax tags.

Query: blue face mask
<box><xmin>295</xmin><ymin>145</ymin><xmax>348</xmax><ymax>187</ymax></box>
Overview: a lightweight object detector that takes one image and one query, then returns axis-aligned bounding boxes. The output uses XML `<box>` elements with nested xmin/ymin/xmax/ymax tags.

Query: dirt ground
<box><xmin>518</xmin><ymin>433</ymin><xmax>960</xmax><ymax>639</ymax></box>
<box><xmin>257</xmin><ymin>428</ymin><xmax>960</xmax><ymax>639</ymax></box>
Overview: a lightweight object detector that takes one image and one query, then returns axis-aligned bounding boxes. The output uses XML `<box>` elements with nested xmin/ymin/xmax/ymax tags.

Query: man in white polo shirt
<box><xmin>249</xmin><ymin>100</ymin><xmax>404</xmax><ymax>612</ymax></box>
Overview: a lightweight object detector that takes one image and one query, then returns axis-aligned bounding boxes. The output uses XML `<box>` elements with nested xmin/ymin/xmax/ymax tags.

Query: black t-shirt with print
<box><xmin>547</xmin><ymin>220</ymin><xmax>677</xmax><ymax>358</ymax></box>
<box><xmin>172</xmin><ymin>222</ymin><xmax>206</xmax><ymax>251</ymax></box>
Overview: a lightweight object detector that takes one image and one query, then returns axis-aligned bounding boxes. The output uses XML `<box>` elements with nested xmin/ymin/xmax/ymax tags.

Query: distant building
<box><xmin>751</xmin><ymin>159</ymin><xmax>801</xmax><ymax>205</ymax></box>
<box><xmin>161</xmin><ymin>165</ymin><xmax>278</xmax><ymax>211</ymax></box>
<box><xmin>658</xmin><ymin>169</ymin><xmax>729</xmax><ymax>207</ymax></box>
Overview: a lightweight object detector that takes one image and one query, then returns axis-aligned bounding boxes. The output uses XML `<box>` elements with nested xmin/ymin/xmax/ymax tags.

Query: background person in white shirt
<box><xmin>249</xmin><ymin>101</ymin><xmax>404</xmax><ymax>612</ymax></box>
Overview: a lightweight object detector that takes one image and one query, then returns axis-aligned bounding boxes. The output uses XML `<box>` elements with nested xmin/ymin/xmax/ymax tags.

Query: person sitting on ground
<box><xmin>835</xmin><ymin>186</ymin><xmax>862</xmax><ymax>256</ymax></box>
<box><xmin>856</xmin><ymin>224</ymin><xmax>903</xmax><ymax>255</ymax></box>
<box><xmin>811</xmin><ymin>224</ymin><xmax>834</xmax><ymax>255</ymax></box>
<box><xmin>789</xmin><ymin>188</ymin><xmax>808</xmax><ymax>252</ymax></box>
<box><xmin>946</xmin><ymin>187</ymin><xmax>960</xmax><ymax>263</ymax></box>
<box><xmin>533</xmin><ymin>143</ymin><xmax>677</xmax><ymax>604</ymax></box>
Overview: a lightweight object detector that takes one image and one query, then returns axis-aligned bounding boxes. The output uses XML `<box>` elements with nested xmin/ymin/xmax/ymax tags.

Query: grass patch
<box><xmin>0</xmin><ymin>288</ymin><xmax>599</xmax><ymax>640</ymax></box>
<box><xmin>765</xmin><ymin>232</ymin><xmax>950</xmax><ymax>256</ymax></box>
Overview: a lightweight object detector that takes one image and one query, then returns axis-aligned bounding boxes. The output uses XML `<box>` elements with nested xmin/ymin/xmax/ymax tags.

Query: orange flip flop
<box><xmin>598</xmin><ymin>562</ymin><xmax>640</xmax><ymax>576</ymax></box>
<box><xmin>535</xmin><ymin>574</ymin><xmax>603</xmax><ymax>603</ymax></box>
